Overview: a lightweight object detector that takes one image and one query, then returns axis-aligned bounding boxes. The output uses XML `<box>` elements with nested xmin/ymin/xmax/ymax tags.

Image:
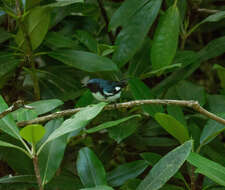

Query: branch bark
<box><xmin>17</xmin><ymin>99</ymin><xmax>225</xmax><ymax>127</ymax></box>
<box><xmin>0</xmin><ymin>100</ymin><xmax>33</xmax><ymax>119</ymax></box>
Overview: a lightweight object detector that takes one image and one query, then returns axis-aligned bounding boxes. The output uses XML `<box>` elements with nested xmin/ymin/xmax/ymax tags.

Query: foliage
<box><xmin>0</xmin><ymin>0</ymin><xmax>225</xmax><ymax>190</ymax></box>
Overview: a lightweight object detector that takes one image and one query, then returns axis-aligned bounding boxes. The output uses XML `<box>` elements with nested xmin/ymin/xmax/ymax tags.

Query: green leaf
<box><xmin>38</xmin><ymin>102</ymin><xmax>106</xmax><ymax>154</ymax></box>
<box><xmin>0</xmin><ymin>95</ymin><xmax>21</xmax><ymax>140</ymax></box>
<box><xmin>200</xmin><ymin>113</ymin><xmax>225</xmax><ymax>146</ymax></box>
<box><xmin>154</xmin><ymin>113</ymin><xmax>189</xmax><ymax>144</ymax></box>
<box><xmin>86</xmin><ymin>115</ymin><xmax>140</xmax><ymax>134</ymax></box>
<box><xmin>45</xmin><ymin>0</ymin><xmax>83</xmax><ymax>7</ymax></box>
<box><xmin>0</xmin><ymin>140</ymin><xmax>29</xmax><ymax>157</ymax></box>
<box><xmin>48</xmin><ymin>49</ymin><xmax>118</xmax><ymax>72</ymax></box>
<box><xmin>213</xmin><ymin>64</ymin><xmax>225</xmax><ymax>89</ymax></box>
<box><xmin>77</xmin><ymin>147</ymin><xmax>107</xmax><ymax>187</ymax></box>
<box><xmin>137</xmin><ymin>140</ymin><xmax>192</xmax><ymax>190</ymax></box>
<box><xmin>187</xmin><ymin>152</ymin><xmax>225</xmax><ymax>187</ymax></box>
<box><xmin>112</xmin><ymin>0</ymin><xmax>162</xmax><ymax>67</ymax></box>
<box><xmin>208</xmin><ymin>95</ymin><xmax>225</xmax><ymax>114</ymax></box>
<box><xmin>20</xmin><ymin>124</ymin><xmax>45</xmax><ymax>145</ymax></box>
<box><xmin>107</xmin><ymin>160</ymin><xmax>148</xmax><ymax>187</ymax></box>
<box><xmin>176</xmin><ymin>81</ymin><xmax>206</xmax><ymax>106</ymax></box>
<box><xmin>140</xmin><ymin>152</ymin><xmax>161</xmax><ymax>166</ymax></box>
<box><xmin>0</xmin><ymin>28</ymin><xmax>12</xmax><ymax>43</ymax></box>
<box><xmin>151</xmin><ymin>5</ymin><xmax>180</xmax><ymax>70</ymax></box>
<box><xmin>129</xmin><ymin>78</ymin><xmax>164</xmax><ymax>117</ymax></box>
<box><xmin>80</xmin><ymin>186</ymin><xmax>114</xmax><ymax>190</ymax></box>
<box><xmin>15</xmin><ymin>6</ymin><xmax>51</xmax><ymax>50</ymax></box>
<box><xmin>0</xmin><ymin>175</ymin><xmax>36</xmax><ymax>184</ymax></box>
<box><xmin>167</xmin><ymin>105</ymin><xmax>186</xmax><ymax>127</ymax></box>
<box><xmin>74</xmin><ymin>30</ymin><xmax>98</xmax><ymax>53</ymax></box>
<box><xmin>38</xmin><ymin>119</ymin><xmax>67</xmax><ymax>185</ymax></box>
<box><xmin>109</xmin><ymin>0</ymin><xmax>149</xmax><ymax>30</ymax></box>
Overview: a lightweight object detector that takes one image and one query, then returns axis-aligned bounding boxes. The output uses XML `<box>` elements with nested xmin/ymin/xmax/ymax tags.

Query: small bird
<box><xmin>85</xmin><ymin>78</ymin><xmax>126</xmax><ymax>102</ymax></box>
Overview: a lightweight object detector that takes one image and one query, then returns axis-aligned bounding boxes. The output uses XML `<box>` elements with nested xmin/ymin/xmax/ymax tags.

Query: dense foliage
<box><xmin>0</xmin><ymin>0</ymin><xmax>225</xmax><ymax>190</ymax></box>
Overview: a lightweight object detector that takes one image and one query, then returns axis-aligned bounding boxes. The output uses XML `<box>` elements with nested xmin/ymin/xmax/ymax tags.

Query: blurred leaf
<box><xmin>20</xmin><ymin>124</ymin><xmax>45</xmax><ymax>145</ymax></box>
<box><xmin>0</xmin><ymin>175</ymin><xmax>36</xmax><ymax>184</ymax></box>
<box><xmin>140</xmin><ymin>137</ymin><xmax>179</xmax><ymax>147</ymax></box>
<box><xmin>137</xmin><ymin>140</ymin><xmax>192</xmax><ymax>190</ymax></box>
<box><xmin>120</xmin><ymin>179</ymin><xmax>141</xmax><ymax>190</ymax></box>
<box><xmin>187</xmin><ymin>152</ymin><xmax>225</xmax><ymax>187</ymax></box>
<box><xmin>44</xmin><ymin>32</ymin><xmax>78</xmax><ymax>49</ymax></box>
<box><xmin>213</xmin><ymin>64</ymin><xmax>225</xmax><ymax>89</ymax></box>
<box><xmin>0</xmin><ymin>28</ymin><xmax>12</xmax><ymax>43</ymax></box>
<box><xmin>200</xmin><ymin>113</ymin><xmax>225</xmax><ymax>146</ymax></box>
<box><xmin>108</xmin><ymin>117</ymin><xmax>139</xmax><ymax>143</ymax></box>
<box><xmin>155</xmin><ymin>113</ymin><xmax>189</xmax><ymax>144</ymax></box>
<box><xmin>49</xmin><ymin>49</ymin><xmax>118</xmax><ymax>72</ymax></box>
<box><xmin>160</xmin><ymin>184</ymin><xmax>185</xmax><ymax>190</ymax></box>
<box><xmin>80</xmin><ymin>186</ymin><xmax>114</xmax><ymax>190</ymax></box>
<box><xmin>129</xmin><ymin>78</ymin><xmax>164</xmax><ymax>117</ymax></box>
<box><xmin>112</xmin><ymin>0</ymin><xmax>162</xmax><ymax>67</ymax></box>
<box><xmin>107</xmin><ymin>160</ymin><xmax>148</xmax><ymax>187</ymax></box>
<box><xmin>167</xmin><ymin>105</ymin><xmax>186</xmax><ymax>127</ymax></box>
<box><xmin>38</xmin><ymin>102</ymin><xmax>107</xmax><ymax>154</ymax></box>
<box><xmin>86</xmin><ymin>115</ymin><xmax>140</xmax><ymax>134</ymax></box>
<box><xmin>109</xmin><ymin>0</ymin><xmax>149</xmax><ymax>30</ymax></box>
<box><xmin>0</xmin><ymin>140</ymin><xmax>28</xmax><ymax>156</ymax></box>
<box><xmin>0</xmin><ymin>95</ymin><xmax>21</xmax><ymax>140</ymax></box>
<box><xmin>98</xmin><ymin>44</ymin><xmax>116</xmax><ymax>57</ymax></box>
<box><xmin>77</xmin><ymin>147</ymin><xmax>107</xmax><ymax>187</ymax></box>
<box><xmin>176</xmin><ymin>81</ymin><xmax>206</xmax><ymax>106</ymax></box>
<box><xmin>140</xmin><ymin>152</ymin><xmax>161</xmax><ymax>165</ymax></box>
<box><xmin>151</xmin><ymin>5</ymin><xmax>180</xmax><ymax>70</ymax></box>
<box><xmin>76</xmin><ymin>90</ymin><xmax>94</xmax><ymax>107</ymax></box>
<box><xmin>74</xmin><ymin>30</ymin><xmax>98</xmax><ymax>53</ymax></box>
<box><xmin>16</xmin><ymin>6</ymin><xmax>51</xmax><ymax>50</ymax></box>
<box><xmin>207</xmin><ymin>95</ymin><xmax>225</xmax><ymax>114</ymax></box>
<box><xmin>45</xmin><ymin>0</ymin><xmax>83</xmax><ymax>8</ymax></box>
<box><xmin>38</xmin><ymin>119</ymin><xmax>67</xmax><ymax>185</ymax></box>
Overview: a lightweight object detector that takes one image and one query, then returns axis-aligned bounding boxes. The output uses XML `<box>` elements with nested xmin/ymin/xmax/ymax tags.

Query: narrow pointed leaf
<box><xmin>0</xmin><ymin>140</ymin><xmax>29</xmax><ymax>156</ymax></box>
<box><xmin>137</xmin><ymin>140</ymin><xmax>192</xmax><ymax>190</ymax></box>
<box><xmin>187</xmin><ymin>152</ymin><xmax>225</xmax><ymax>187</ymax></box>
<box><xmin>77</xmin><ymin>147</ymin><xmax>107</xmax><ymax>187</ymax></box>
<box><xmin>155</xmin><ymin>113</ymin><xmax>189</xmax><ymax>144</ymax></box>
<box><xmin>151</xmin><ymin>5</ymin><xmax>180</xmax><ymax>70</ymax></box>
<box><xmin>80</xmin><ymin>186</ymin><xmax>114</xmax><ymax>190</ymax></box>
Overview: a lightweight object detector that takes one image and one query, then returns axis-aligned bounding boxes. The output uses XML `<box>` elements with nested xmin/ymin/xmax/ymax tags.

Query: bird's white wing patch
<box><xmin>103</xmin><ymin>90</ymin><xmax>114</xmax><ymax>96</ymax></box>
<box><xmin>115</xmin><ymin>86</ymin><xmax>121</xmax><ymax>91</ymax></box>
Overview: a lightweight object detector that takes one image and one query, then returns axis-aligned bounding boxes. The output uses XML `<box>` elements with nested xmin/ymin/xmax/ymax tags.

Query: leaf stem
<box><xmin>33</xmin><ymin>154</ymin><xmax>44</xmax><ymax>190</ymax></box>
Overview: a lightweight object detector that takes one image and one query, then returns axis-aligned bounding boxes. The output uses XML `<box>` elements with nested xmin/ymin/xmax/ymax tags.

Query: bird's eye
<box><xmin>115</xmin><ymin>86</ymin><xmax>121</xmax><ymax>91</ymax></box>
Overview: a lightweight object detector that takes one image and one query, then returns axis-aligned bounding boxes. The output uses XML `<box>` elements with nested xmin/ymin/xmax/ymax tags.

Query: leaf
<box><xmin>140</xmin><ymin>152</ymin><xmax>161</xmax><ymax>165</ymax></box>
<box><xmin>208</xmin><ymin>95</ymin><xmax>225</xmax><ymax>114</ymax></box>
<box><xmin>213</xmin><ymin>64</ymin><xmax>225</xmax><ymax>89</ymax></box>
<box><xmin>141</xmin><ymin>137</ymin><xmax>179</xmax><ymax>147</ymax></box>
<box><xmin>0</xmin><ymin>28</ymin><xmax>12</xmax><ymax>43</ymax></box>
<box><xmin>38</xmin><ymin>102</ymin><xmax>106</xmax><ymax>154</ymax></box>
<box><xmin>151</xmin><ymin>5</ymin><xmax>180</xmax><ymax>70</ymax></box>
<box><xmin>15</xmin><ymin>6</ymin><xmax>51</xmax><ymax>50</ymax></box>
<box><xmin>74</xmin><ymin>30</ymin><xmax>98</xmax><ymax>53</ymax></box>
<box><xmin>38</xmin><ymin>119</ymin><xmax>67</xmax><ymax>185</ymax></box>
<box><xmin>77</xmin><ymin>147</ymin><xmax>107</xmax><ymax>187</ymax></box>
<box><xmin>107</xmin><ymin>160</ymin><xmax>148</xmax><ymax>187</ymax></box>
<box><xmin>0</xmin><ymin>175</ymin><xmax>36</xmax><ymax>184</ymax></box>
<box><xmin>20</xmin><ymin>124</ymin><xmax>45</xmax><ymax>145</ymax></box>
<box><xmin>86</xmin><ymin>115</ymin><xmax>140</xmax><ymax>134</ymax></box>
<box><xmin>108</xmin><ymin>117</ymin><xmax>139</xmax><ymax>143</ymax></box>
<box><xmin>112</xmin><ymin>0</ymin><xmax>162</xmax><ymax>67</ymax></box>
<box><xmin>45</xmin><ymin>0</ymin><xmax>83</xmax><ymax>7</ymax></box>
<box><xmin>137</xmin><ymin>140</ymin><xmax>192</xmax><ymax>190</ymax></box>
<box><xmin>80</xmin><ymin>186</ymin><xmax>114</xmax><ymax>190</ymax></box>
<box><xmin>0</xmin><ymin>95</ymin><xmax>21</xmax><ymax>140</ymax></box>
<box><xmin>48</xmin><ymin>49</ymin><xmax>118</xmax><ymax>72</ymax></box>
<box><xmin>200</xmin><ymin>113</ymin><xmax>225</xmax><ymax>146</ymax></box>
<box><xmin>154</xmin><ymin>113</ymin><xmax>189</xmax><ymax>144</ymax></box>
<box><xmin>0</xmin><ymin>140</ymin><xmax>29</xmax><ymax>157</ymax></box>
<box><xmin>129</xmin><ymin>78</ymin><xmax>164</xmax><ymax>117</ymax></box>
<box><xmin>187</xmin><ymin>152</ymin><xmax>225</xmax><ymax>187</ymax></box>
<box><xmin>176</xmin><ymin>81</ymin><xmax>206</xmax><ymax>106</ymax></box>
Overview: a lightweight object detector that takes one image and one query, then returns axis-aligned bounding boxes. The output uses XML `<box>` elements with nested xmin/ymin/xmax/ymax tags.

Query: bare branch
<box><xmin>0</xmin><ymin>100</ymin><xmax>33</xmax><ymax>119</ymax></box>
<box><xmin>17</xmin><ymin>99</ymin><xmax>225</xmax><ymax>127</ymax></box>
<box><xmin>197</xmin><ymin>8</ymin><xmax>219</xmax><ymax>14</ymax></box>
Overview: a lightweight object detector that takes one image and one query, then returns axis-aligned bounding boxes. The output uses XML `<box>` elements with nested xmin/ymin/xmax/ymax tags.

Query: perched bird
<box><xmin>86</xmin><ymin>78</ymin><xmax>126</xmax><ymax>102</ymax></box>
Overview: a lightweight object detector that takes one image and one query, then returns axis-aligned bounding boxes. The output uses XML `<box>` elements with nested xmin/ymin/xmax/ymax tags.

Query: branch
<box><xmin>17</xmin><ymin>99</ymin><xmax>225</xmax><ymax>127</ymax></box>
<box><xmin>96</xmin><ymin>0</ymin><xmax>115</xmax><ymax>44</ymax></box>
<box><xmin>0</xmin><ymin>100</ymin><xmax>33</xmax><ymax>119</ymax></box>
<box><xmin>197</xmin><ymin>8</ymin><xmax>219</xmax><ymax>14</ymax></box>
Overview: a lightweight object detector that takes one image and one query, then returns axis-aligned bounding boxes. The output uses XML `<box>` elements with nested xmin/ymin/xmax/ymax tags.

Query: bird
<box><xmin>85</xmin><ymin>78</ymin><xmax>126</xmax><ymax>102</ymax></box>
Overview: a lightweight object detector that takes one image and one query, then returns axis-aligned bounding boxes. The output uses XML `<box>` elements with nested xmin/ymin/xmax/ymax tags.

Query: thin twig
<box><xmin>96</xmin><ymin>0</ymin><xmax>115</xmax><ymax>44</ymax></box>
<box><xmin>17</xmin><ymin>99</ymin><xmax>225</xmax><ymax>127</ymax></box>
<box><xmin>0</xmin><ymin>100</ymin><xmax>33</xmax><ymax>119</ymax></box>
<box><xmin>197</xmin><ymin>8</ymin><xmax>219</xmax><ymax>14</ymax></box>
